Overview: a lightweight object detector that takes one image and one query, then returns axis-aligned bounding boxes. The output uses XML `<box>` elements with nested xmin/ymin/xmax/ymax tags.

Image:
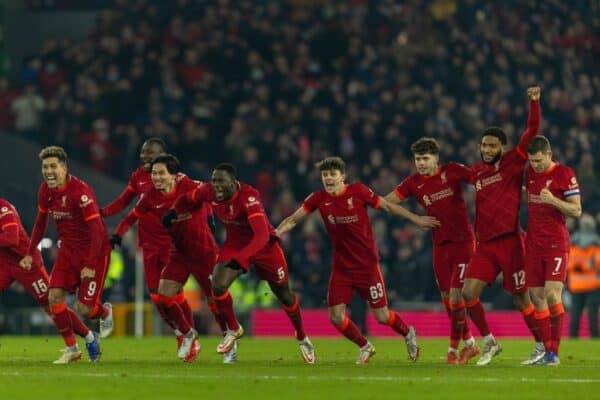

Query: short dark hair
<box><xmin>411</xmin><ymin>137</ymin><xmax>440</xmax><ymax>155</ymax></box>
<box><xmin>214</xmin><ymin>163</ymin><xmax>237</xmax><ymax>179</ymax></box>
<box><xmin>315</xmin><ymin>156</ymin><xmax>346</xmax><ymax>173</ymax></box>
<box><xmin>481</xmin><ymin>126</ymin><xmax>507</xmax><ymax>145</ymax></box>
<box><xmin>39</xmin><ymin>145</ymin><xmax>68</xmax><ymax>163</ymax></box>
<box><xmin>150</xmin><ymin>153</ymin><xmax>180</xmax><ymax>174</ymax></box>
<box><xmin>527</xmin><ymin>135</ymin><xmax>551</xmax><ymax>155</ymax></box>
<box><xmin>145</xmin><ymin>137</ymin><xmax>167</xmax><ymax>151</ymax></box>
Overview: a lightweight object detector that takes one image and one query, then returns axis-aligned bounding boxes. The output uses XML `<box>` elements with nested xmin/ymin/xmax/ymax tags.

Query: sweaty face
<box><xmin>321</xmin><ymin>169</ymin><xmax>345</xmax><ymax>195</ymax></box>
<box><xmin>211</xmin><ymin>170</ymin><xmax>236</xmax><ymax>201</ymax></box>
<box><xmin>151</xmin><ymin>163</ymin><xmax>176</xmax><ymax>193</ymax></box>
<box><xmin>414</xmin><ymin>153</ymin><xmax>439</xmax><ymax>176</ymax></box>
<box><xmin>140</xmin><ymin>142</ymin><xmax>164</xmax><ymax>171</ymax></box>
<box><xmin>480</xmin><ymin>136</ymin><xmax>504</xmax><ymax>164</ymax></box>
<box><xmin>528</xmin><ymin>151</ymin><xmax>553</xmax><ymax>173</ymax></box>
<box><xmin>41</xmin><ymin>157</ymin><xmax>68</xmax><ymax>189</ymax></box>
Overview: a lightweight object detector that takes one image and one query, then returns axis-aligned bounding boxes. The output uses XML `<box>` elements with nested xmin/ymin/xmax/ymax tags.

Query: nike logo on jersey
<box><xmin>211</xmin><ymin>201</ymin><xmax>219</xmax><ymax>206</ymax></box>
<box><xmin>325</xmin><ymin>201</ymin><xmax>334</xmax><ymax>206</ymax></box>
<box><xmin>417</xmin><ymin>183</ymin><xmax>425</xmax><ymax>189</ymax></box>
<box><xmin>139</xmin><ymin>181</ymin><xmax>147</xmax><ymax>185</ymax></box>
<box><xmin>155</xmin><ymin>204</ymin><xmax>165</xmax><ymax>209</ymax></box>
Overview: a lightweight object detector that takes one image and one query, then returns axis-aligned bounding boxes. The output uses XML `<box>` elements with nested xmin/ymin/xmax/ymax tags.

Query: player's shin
<box><xmin>281</xmin><ymin>294</ymin><xmax>306</xmax><ymax>340</ymax></box>
<box><xmin>50</xmin><ymin>303</ymin><xmax>77</xmax><ymax>347</ymax></box>
<box><xmin>334</xmin><ymin>316</ymin><xmax>368</xmax><ymax>347</ymax></box>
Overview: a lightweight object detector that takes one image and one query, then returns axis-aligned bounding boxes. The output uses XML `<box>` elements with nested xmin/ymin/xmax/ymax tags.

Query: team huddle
<box><xmin>0</xmin><ymin>86</ymin><xmax>581</xmax><ymax>366</ymax></box>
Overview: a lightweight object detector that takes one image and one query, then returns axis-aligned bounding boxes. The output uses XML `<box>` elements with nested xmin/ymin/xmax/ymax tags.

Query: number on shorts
<box><xmin>369</xmin><ymin>283</ymin><xmax>384</xmax><ymax>300</ymax></box>
<box><xmin>277</xmin><ymin>267</ymin><xmax>286</xmax><ymax>280</ymax></box>
<box><xmin>458</xmin><ymin>263</ymin><xmax>467</xmax><ymax>280</ymax></box>
<box><xmin>553</xmin><ymin>257</ymin><xmax>562</xmax><ymax>274</ymax></box>
<box><xmin>87</xmin><ymin>281</ymin><xmax>97</xmax><ymax>297</ymax></box>
<box><xmin>512</xmin><ymin>270</ymin><xmax>525</xmax><ymax>288</ymax></box>
<box><xmin>32</xmin><ymin>279</ymin><xmax>48</xmax><ymax>295</ymax></box>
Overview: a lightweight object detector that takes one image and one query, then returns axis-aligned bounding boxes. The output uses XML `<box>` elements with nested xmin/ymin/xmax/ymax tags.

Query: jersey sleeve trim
<box><xmin>247</xmin><ymin>212</ymin><xmax>265</xmax><ymax>220</ymax></box>
<box><xmin>38</xmin><ymin>206</ymin><xmax>48</xmax><ymax>213</ymax></box>
<box><xmin>84</xmin><ymin>213</ymin><xmax>101</xmax><ymax>222</ymax></box>
<box><xmin>302</xmin><ymin>203</ymin><xmax>313</xmax><ymax>213</ymax></box>
<box><xmin>1</xmin><ymin>222</ymin><xmax>17</xmax><ymax>230</ymax></box>
<box><xmin>564</xmin><ymin>189</ymin><xmax>580</xmax><ymax>197</ymax></box>
<box><xmin>394</xmin><ymin>188</ymin><xmax>406</xmax><ymax>200</ymax></box>
<box><xmin>373</xmin><ymin>196</ymin><xmax>381</xmax><ymax>209</ymax></box>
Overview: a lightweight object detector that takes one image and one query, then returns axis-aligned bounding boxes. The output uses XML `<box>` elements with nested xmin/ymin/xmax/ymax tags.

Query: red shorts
<box><xmin>525</xmin><ymin>248</ymin><xmax>568</xmax><ymax>287</ymax></box>
<box><xmin>0</xmin><ymin>263</ymin><xmax>50</xmax><ymax>305</ymax></box>
<box><xmin>327</xmin><ymin>264</ymin><xmax>388</xmax><ymax>309</ymax></box>
<box><xmin>161</xmin><ymin>249</ymin><xmax>217</xmax><ymax>294</ymax></box>
<box><xmin>466</xmin><ymin>233</ymin><xmax>526</xmax><ymax>294</ymax></box>
<box><xmin>50</xmin><ymin>245</ymin><xmax>111</xmax><ymax>307</ymax></box>
<box><xmin>142</xmin><ymin>250</ymin><xmax>169</xmax><ymax>292</ymax></box>
<box><xmin>218</xmin><ymin>241</ymin><xmax>289</xmax><ymax>286</ymax></box>
<box><xmin>433</xmin><ymin>240</ymin><xmax>474</xmax><ymax>292</ymax></box>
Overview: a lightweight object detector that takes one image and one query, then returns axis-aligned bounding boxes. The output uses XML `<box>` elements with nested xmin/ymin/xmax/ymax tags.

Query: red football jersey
<box><xmin>395</xmin><ymin>162</ymin><xmax>474</xmax><ymax>244</ymax></box>
<box><xmin>471</xmin><ymin>100</ymin><xmax>540</xmax><ymax>242</ymax></box>
<box><xmin>134</xmin><ymin>175</ymin><xmax>216</xmax><ymax>256</ymax></box>
<box><xmin>182</xmin><ymin>182</ymin><xmax>278</xmax><ymax>248</ymax></box>
<box><xmin>104</xmin><ymin>166</ymin><xmax>171</xmax><ymax>252</ymax></box>
<box><xmin>0</xmin><ymin>198</ymin><xmax>43</xmax><ymax>268</ymax></box>
<box><xmin>36</xmin><ymin>175</ymin><xmax>109</xmax><ymax>252</ymax></box>
<box><xmin>526</xmin><ymin>164</ymin><xmax>579</xmax><ymax>254</ymax></box>
<box><xmin>302</xmin><ymin>183</ymin><xmax>381</xmax><ymax>270</ymax></box>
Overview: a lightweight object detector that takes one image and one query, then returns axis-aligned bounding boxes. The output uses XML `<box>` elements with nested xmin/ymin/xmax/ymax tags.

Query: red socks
<box><xmin>465</xmin><ymin>298</ymin><xmax>490</xmax><ymax>336</ymax></box>
<box><xmin>281</xmin><ymin>295</ymin><xmax>306</xmax><ymax>340</ymax></box>
<box><xmin>213</xmin><ymin>291</ymin><xmax>240</xmax><ymax>331</ymax></box>
<box><xmin>550</xmin><ymin>303</ymin><xmax>565</xmax><ymax>355</ymax></box>
<box><xmin>334</xmin><ymin>316</ymin><xmax>368</xmax><ymax>347</ymax></box>
<box><xmin>50</xmin><ymin>303</ymin><xmax>77</xmax><ymax>347</ymax></box>
<box><xmin>521</xmin><ymin>304</ymin><xmax>542</xmax><ymax>343</ymax></box>
<box><xmin>383</xmin><ymin>311</ymin><xmax>409</xmax><ymax>336</ymax></box>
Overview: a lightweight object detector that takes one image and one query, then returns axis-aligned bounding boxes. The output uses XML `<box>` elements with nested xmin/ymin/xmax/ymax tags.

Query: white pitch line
<box><xmin>0</xmin><ymin>371</ymin><xmax>597</xmax><ymax>384</ymax></box>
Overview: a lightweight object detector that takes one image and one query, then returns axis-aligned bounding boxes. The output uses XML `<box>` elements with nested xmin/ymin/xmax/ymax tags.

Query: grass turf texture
<box><xmin>0</xmin><ymin>336</ymin><xmax>598</xmax><ymax>399</ymax></box>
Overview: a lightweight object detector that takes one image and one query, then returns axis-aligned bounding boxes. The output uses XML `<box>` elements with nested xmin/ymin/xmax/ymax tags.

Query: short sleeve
<box><xmin>356</xmin><ymin>184</ymin><xmax>380</xmax><ymax>209</ymax></box>
<box><xmin>0</xmin><ymin>201</ymin><xmax>17</xmax><ymax>229</ymax></box>
<box><xmin>77</xmin><ymin>186</ymin><xmax>101</xmax><ymax>222</ymax></box>
<box><xmin>302</xmin><ymin>192</ymin><xmax>320</xmax><ymax>213</ymax></box>
<box><xmin>562</xmin><ymin>168</ymin><xmax>580</xmax><ymax>198</ymax></box>
<box><xmin>395</xmin><ymin>178</ymin><xmax>413</xmax><ymax>200</ymax></box>
<box><xmin>242</xmin><ymin>190</ymin><xmax>267</xmax><ymax>218</ymax></box>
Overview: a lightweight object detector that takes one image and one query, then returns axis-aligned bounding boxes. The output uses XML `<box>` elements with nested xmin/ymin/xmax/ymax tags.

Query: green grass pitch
<box><xmin>0</xmin><ymin>336</ymin><xmax>599</xmax><ymax>399</ymax></box>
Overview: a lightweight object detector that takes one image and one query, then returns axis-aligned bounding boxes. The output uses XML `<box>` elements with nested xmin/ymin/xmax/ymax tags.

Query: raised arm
<box><xmin>102</xmin><ymin>186</ymin><xmax>138</xmax><ymax>217</ymax></box>
<box><xmin>378</xmin><ymin>196</ymin><xmax>440</xmax><ymax>230</ymax></box>
<box><xmin>276</xmin><ymin>206</ymin><xmax>310</xmax><ymax>236</ymax></box>
<box><xmin>516</xmin><ymin>86</ymin><xmax>541</xmax><ymax>156</ymax></box>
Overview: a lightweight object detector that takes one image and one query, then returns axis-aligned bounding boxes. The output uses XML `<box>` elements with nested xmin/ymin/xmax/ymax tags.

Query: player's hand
<box><xmin>19</xmin><ymin>255</ymin><xmax>33</xmax><ymax>270</ymax></box>
<box><xmin>527</xmin><ymin>86</ymin><xmax>541</xmax><ymax>101</ymax></box>
<box><xmin>413</xmin><ymin>215</ymin><xmax>441</xmax><ymax>230</ymax></box>
<box><xmin>110</xmin><ymin>234</ymin><xmax>122</xmax><ymax>249</ymax></box>
<box><xmin>539</xmin><ymin>188</ymin><xmax>555</xmax><ymax>204</ymax></box>
<box><xmin>80</xmin><ymin>267</ymin><xmax>96</xmax><ymax>280</ymax></box>
<box><xmin>162</xmin><ymin>210</ymin><xmax>177</xmax><ymax>228</ymax></box>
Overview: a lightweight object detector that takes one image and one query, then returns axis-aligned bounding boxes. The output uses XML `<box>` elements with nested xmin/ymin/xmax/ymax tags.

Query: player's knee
<box><xmin>211</xmin><ymin>282</ymin><xmax>227</xmax><ymax>297</ymax></box>
<box><xmin>545</xmin><ymin>290</ymin><xmax>561</xmax><ymax>306</ymax></box>
<box><xmin>74</xmin><ymin>301</ymin><xmax>91</xmax><ymax>315</ymax></box>
<box><xmin>461</xmin><ymin>287</ymin><xmax>475</xmax><ymax>302</ymax></box>
<box><xmin>329</xmin><ymin>313</ymin><xmax>344</xmax><ymax>326</ymax></box>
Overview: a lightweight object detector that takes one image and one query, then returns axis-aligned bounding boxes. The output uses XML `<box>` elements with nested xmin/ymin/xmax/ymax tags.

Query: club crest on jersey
<box><xmin>423</xmin><ymin>195</ymin><xmax>432</xmax><ymax>206</ymax></box>
<box><xmin>327</xmin><ymin>214</ymin><xmax>335</xmax><ymax>224</ymax></box>
<box><xmin>545</xmin><ymin>180</ymin><xmax>553</xmax><ymax>188</ymax></box>
<box><xmin>229</xmin><ymin>205</ymin><xmax>235</xmax><ymax>215</ymax></box>
<box><xmin>246</xmin><ymin>196</ymin><xmax>259</xmax><ymax>207</ymax></box>
<box><xmin>440</xmin><ymin>171</ymin><xmax>447</xmax><ymax>183</ymax></box>
<box><xmin>347</xmin><ymin>197</ymin><xmax>354</xmax><ymax>209</ymax></box>
<box><xmin>80</xmin><ymin>194</ymin><xmax>93</xmax><ymax>207</ymax></box>
<box><xmin>0</xmin><ymin>206</ymin><xmax>10</xmax><ymax>217</ymax></box>
<box><xmin>61</xmin><ymin>195</ymin><xmax>67</xmax><ymax>207</ymax></box>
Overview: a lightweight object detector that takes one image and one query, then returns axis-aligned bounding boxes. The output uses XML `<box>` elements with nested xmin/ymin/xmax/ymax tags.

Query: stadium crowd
<box><xmin>1</xmin><ymin>0</ymin><xmax>599</xmax><ymax>307</ymax></box>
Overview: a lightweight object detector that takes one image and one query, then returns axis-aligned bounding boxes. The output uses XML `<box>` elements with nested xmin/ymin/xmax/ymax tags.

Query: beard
<box><xmin>480</xmin><ymin>151</ymin><xmax>501</xmax><ymax>165</ymax></box>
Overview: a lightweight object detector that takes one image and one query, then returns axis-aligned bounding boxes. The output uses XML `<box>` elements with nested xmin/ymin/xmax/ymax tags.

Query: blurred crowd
<box><xmin>1</xmin><ymin>0</ymin><xmax>599</xmax><ymax>307</ymax></box>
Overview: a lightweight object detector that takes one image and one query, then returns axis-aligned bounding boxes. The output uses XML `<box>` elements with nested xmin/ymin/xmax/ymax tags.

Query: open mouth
<box><xmin>45</xmin><ymin>175</ymin><xmax>57</xmax><ymax>185</ymax></box>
